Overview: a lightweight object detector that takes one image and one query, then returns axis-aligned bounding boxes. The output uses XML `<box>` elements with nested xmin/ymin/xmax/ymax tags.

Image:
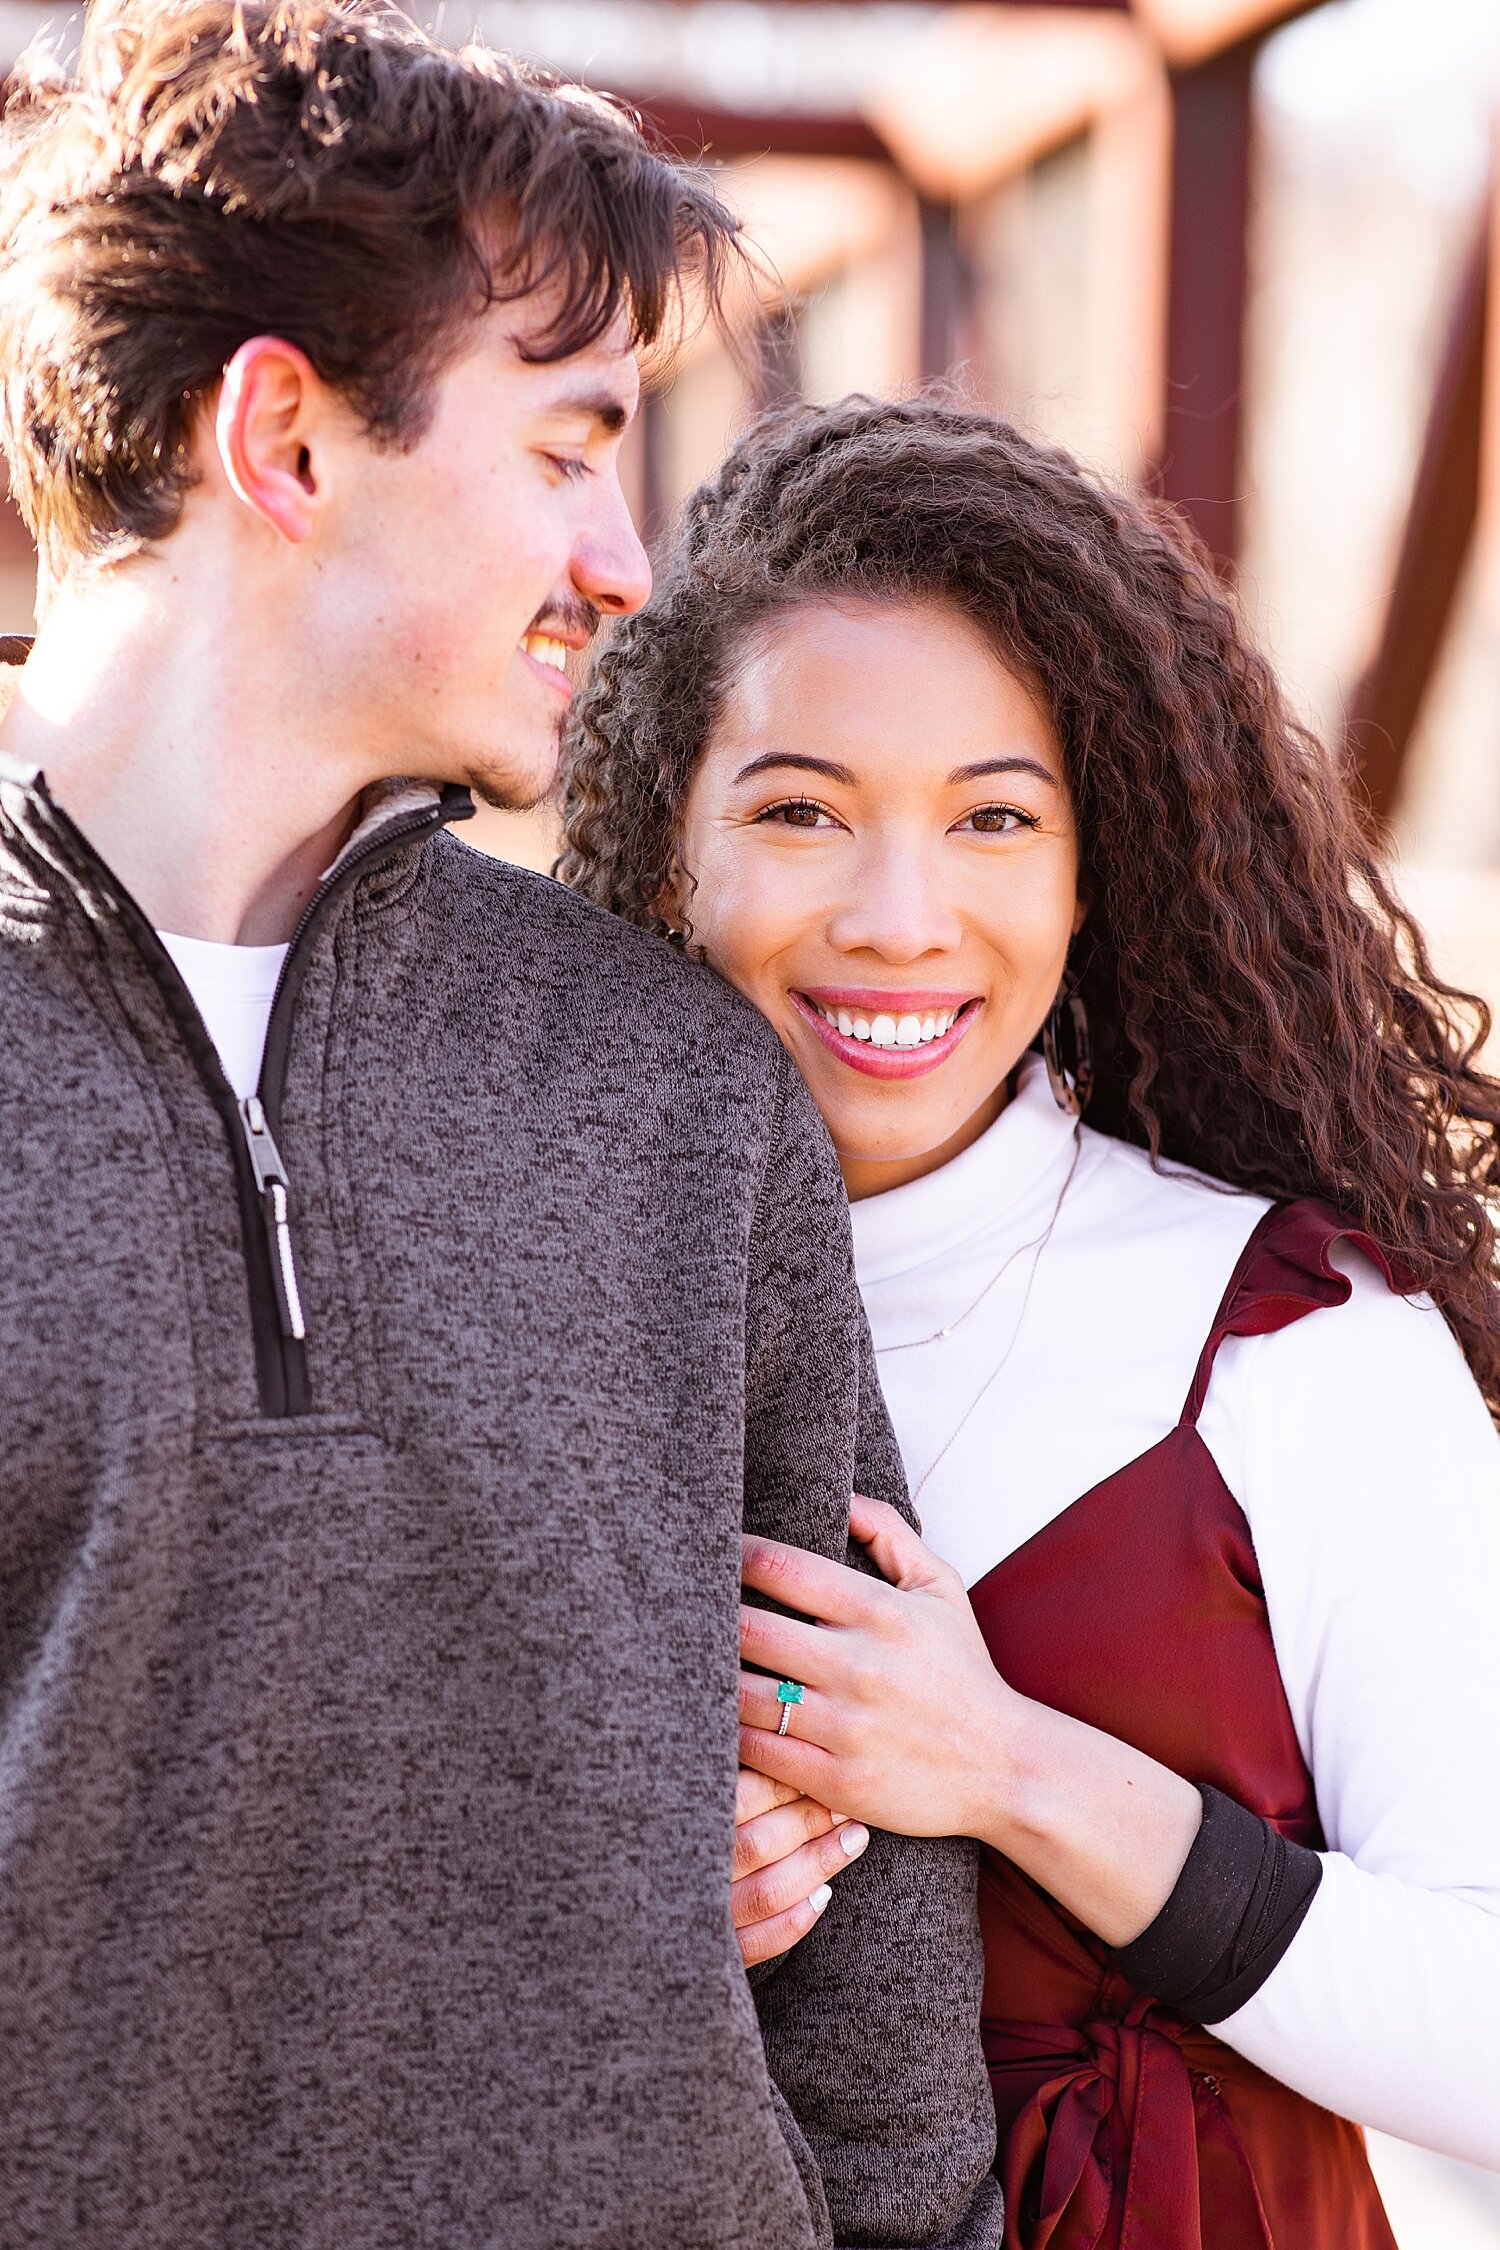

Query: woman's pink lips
<box><xmin>789</xmin><ymin>991</ymin><xmax>981</xmax><ymax>1080</ymax></box>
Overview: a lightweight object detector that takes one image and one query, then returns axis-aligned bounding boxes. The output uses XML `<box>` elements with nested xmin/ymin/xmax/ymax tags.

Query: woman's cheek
<box><xmin>709</xmin><ymin>852</ymin><xmax>820</xmax><ymax>979</ymax></box>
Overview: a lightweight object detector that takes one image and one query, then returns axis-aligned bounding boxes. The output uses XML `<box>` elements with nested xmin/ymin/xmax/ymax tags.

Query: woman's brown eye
<box><xmin>968</xmin><ymin>805</ymin><xmax>1032</xmax><ymax>833</ymax></box>
<box><xmin>753</xmin><ymin>796</ymin><xmax>837</xmax><ymax>829</ymax></box>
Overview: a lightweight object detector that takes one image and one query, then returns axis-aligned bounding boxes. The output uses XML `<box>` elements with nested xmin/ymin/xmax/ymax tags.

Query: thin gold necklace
<box><xmin>894</xmin><ymin>1130</ymin><xmax>1082</xmax><ymax>1505</ymax></box>
<box><xmin>873</xmin><ymin>1131</ymin><xmax>1081</xmax><ymax>1354</ymax></box>
<box><xmin>874</xmin><ymin>1236</ymin><xmax>1033</xmax><ymax>1354</ymax></box>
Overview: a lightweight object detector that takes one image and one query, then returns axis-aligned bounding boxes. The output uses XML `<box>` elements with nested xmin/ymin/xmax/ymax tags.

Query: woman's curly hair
<box><xmin>558</xmin><ymin>393</ymin><xmax>1500</xmax><ymax>1414</ymax></box>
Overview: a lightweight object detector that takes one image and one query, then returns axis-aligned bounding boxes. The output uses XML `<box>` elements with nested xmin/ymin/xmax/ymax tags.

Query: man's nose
<box><xmin>571</xmin><ymin>476</ymin><xmax>653</xmax><ymax>619</ymax></box>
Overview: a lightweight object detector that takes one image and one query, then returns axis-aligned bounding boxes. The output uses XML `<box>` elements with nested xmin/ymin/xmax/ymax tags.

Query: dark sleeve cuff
<box><xmin>1111</xmin><ymin>1784</ymin><xmax>1323</xmax><ymax>2025</ymax></box>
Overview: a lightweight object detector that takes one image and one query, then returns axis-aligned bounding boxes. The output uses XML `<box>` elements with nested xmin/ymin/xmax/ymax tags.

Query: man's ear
<box><xmin>214</xmin><ymin>336</ymin><xmax>325</xmax><ymax>545</ymax></box>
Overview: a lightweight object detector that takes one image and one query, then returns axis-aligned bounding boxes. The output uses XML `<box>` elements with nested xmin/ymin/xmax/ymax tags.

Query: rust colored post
<box><xmin>754</xmin><ymin>301</ymin><xmax>804</xmax><ymax>411</ymax></box>
<box><xmin>1154</xmin><ymin>36</ymin><xmax>1256</xmax><ymax>574</ymax></box>
<box><xmin>919</xmin><ymin>195</ymin><xmax>974</xmax><ymax>384</ymax></box>
<box><xmin>1344</xmin><ymin>222</ymin><xmax>1488</xmax><ymax>821</ymax></box>
<box><xmin>636</xmin><ymin>388</ymin><xmax>672</xmax><ymax>558</ymax></box>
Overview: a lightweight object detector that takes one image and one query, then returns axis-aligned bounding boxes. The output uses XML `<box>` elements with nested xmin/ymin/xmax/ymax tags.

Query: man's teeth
<box><xmin>815</xmin><ymin>1003</ymin><xmax>963</xmax><ymax>1048</ymax></box>
<box><xmin>522</xmin><ymin>633</ymin><xmax>569</xmax><ymax>674</ymax></box>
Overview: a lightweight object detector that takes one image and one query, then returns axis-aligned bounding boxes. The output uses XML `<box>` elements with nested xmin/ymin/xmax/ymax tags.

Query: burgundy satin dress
<box><xmin>968</xmin><ymin>1200</ymin><xmax>1399</xmax><ymax>2250</ymax></box>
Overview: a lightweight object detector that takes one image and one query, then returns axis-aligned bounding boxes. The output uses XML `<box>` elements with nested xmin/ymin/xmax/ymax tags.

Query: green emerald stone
<box><xmin>776</xmin><ymin>1680</ymin><xmax>805</xmax><ymax>1705</ymax></box>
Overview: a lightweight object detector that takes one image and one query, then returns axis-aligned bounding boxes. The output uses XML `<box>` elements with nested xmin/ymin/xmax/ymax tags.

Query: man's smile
<box><xmin>519</xmin><ymin>629</ymin><xmax>577</xmax><ymax>698</ymax></box>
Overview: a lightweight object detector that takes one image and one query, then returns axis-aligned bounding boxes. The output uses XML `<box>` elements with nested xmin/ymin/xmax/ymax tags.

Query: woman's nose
<box><xmin>825</xmin><ymin>849</ymin><xmax>965</xmax><ymax>962</ymax></box>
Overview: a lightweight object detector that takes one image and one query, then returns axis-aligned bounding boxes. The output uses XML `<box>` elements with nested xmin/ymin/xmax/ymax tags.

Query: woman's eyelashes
<box><xmin>543</xmin><ymin>452</ymin><xmax>591</xmax><ymax>483</ymax></box>
<box><xmin>752</xmin><ymin>797</ymin><xmax>1042</xmax><ymax>834</ymax></box>
<box><xmin>958</xmin><ymin>803</ymin><xmax>1041</xmax><ymax>835</ymax></box>
<box><xmin>754</xmin><ymin>796</ymin><xmax>841</xmax><ymax>829</ymax></box>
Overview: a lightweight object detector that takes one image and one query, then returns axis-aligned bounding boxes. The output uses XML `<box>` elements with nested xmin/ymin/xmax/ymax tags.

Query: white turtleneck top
<box><xmin>850</xmin><ymin>1054</ymin><xmax>1500</xmax><ymax>2168</ymax></box>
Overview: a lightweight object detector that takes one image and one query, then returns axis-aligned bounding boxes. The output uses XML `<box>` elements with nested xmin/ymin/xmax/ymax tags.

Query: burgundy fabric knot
<box><xmin>983</xmin><ymin>2001</ymin><xmax>1274</xmax><ymax>2250</ymax></box>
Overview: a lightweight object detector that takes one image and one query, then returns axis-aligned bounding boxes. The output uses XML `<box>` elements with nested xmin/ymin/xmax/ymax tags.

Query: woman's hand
<box><xmin>731</xmin><ymin>1769</ymin><xmax>871</xmax><ymax>1965</ymax></box>
<box><xmin>738</xmin><ymin>1495</ymin><xmax>1010</xmax><ymax>1841</ymax></box>
<box><xmin>740</xmin><ymin>1494</ymin><xmax>1204</xmax><ymax>1946</ymax></box>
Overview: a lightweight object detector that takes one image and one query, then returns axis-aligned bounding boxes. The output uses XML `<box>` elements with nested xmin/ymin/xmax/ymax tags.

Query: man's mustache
<box><xmin>526</xmin><ymin>597</ymin><xmax>603</xmax><ymax>645</ymax></box>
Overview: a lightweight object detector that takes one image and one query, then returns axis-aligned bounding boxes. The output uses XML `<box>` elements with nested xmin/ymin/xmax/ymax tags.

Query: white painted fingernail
<box><xmin>839</xmin><ymin>1823</ymin><xmax>870</xmax><ymax>1858</ymax></box>
<box><xmin>830</xmin><ymin>1812</ymin><xmax>850</xmax><ymax>1825</ymax></box>
<box><xmin>809</xmin><ymin>1884</ymin><xmax>833</xmax><ymax>1912</ymax></box>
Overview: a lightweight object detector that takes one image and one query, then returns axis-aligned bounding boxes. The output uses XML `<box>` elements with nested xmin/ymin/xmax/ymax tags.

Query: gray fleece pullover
<box><xmin>0</xmin><ymin>703</ymin><xmax>1002</xmax><ymax>2247</ymax></box>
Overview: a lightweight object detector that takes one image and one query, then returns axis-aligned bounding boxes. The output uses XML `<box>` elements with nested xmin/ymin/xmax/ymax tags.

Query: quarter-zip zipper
<box><xmin>241</xmin><ymin>790</ymin><xmax>472</xmax><ymax>1413</ymax></box>
<box><xmin>20</xmin><ymin>780</ymin><xmax>472</xmax><ymax>1417</ymax></box>
<box><xmin>239</xmin><ymin>1095</ymin><xmax>307</xmax><ymax>1343</ymax></box>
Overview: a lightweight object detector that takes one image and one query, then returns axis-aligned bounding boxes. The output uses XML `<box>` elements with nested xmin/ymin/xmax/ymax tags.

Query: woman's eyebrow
<box><xmin>732</xmin><ymin>752</ymin><xmax>859</xmax><ymax>786</ymax></box>
<box><xmin>949</xmin><ymin>756</ymin><xmax>1059</xmax><ymax>787</ymax></box>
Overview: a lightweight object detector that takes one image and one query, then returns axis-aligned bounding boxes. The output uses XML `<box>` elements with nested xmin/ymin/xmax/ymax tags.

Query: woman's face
<box><xmin>676</xmin><ymin>596</ymin><xmax>1083</xmax><ymax>1199</ymax></box>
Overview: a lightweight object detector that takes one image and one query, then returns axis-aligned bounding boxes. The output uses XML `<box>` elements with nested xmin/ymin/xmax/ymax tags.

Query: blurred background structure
<box><xmin>10</xmin><ymin>0</ymin><xmax>1493</xmax><ymax>996</ymax></box>
<box><xmin>2</xmin><ymin>0</ymin><xmax>1500</xmax><ymax>2231</ymax></box>
<box><xmin>8</xmin><ymin>0</ymin><xmax>1500</xmax><ymax>925</ymax></box>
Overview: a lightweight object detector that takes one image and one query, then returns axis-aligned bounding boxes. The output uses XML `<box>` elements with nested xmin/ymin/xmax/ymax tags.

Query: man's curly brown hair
<box><xmin>0</xmin><ymin>0</ymin><xmax>736</xmax><ymax>582</ymax></box>
<box><xmin>558</xmin><ymin>394</ymin><xmax>1500</xmax><ymax>1414</ymax></box>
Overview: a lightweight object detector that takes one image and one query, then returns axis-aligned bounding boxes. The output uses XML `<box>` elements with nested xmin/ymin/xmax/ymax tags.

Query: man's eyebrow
<box><xmin>731</xmin><ymin>752</ymin><xmax>859</xmax><ymax>787</ymax></box>
<box><xmin>948</xmin><ymin>756</ymin><xmax>1059</xmax><ymax>787</ymax></box>
<box><xmin>540</xmin><ymin>386</ymin><xmax>634</xmax><ymax>435</ymax></box>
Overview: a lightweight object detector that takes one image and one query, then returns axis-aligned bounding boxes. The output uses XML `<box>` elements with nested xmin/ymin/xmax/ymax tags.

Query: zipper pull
<box><xmin>239</xmin><ymin>1096</ymin><xmax>307</xmax><ymax>1342</ymax></box>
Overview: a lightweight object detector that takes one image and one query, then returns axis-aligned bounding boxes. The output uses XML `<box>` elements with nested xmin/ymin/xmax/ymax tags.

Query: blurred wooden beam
<box><xmin>0</xmin><ymin>461</ymin><xmax>37</xmax><ymax>634</ymax></box>
<box><xmin>1344</xmin><ymin>223</ymin><xmax>1489</xmax><ymax>822</ymax></box>
<box><xmin>866</xmin><ymin>8</ymin><xmax>1153</xmax><ymax>204</ymax></box>
<box><xmin>1474</xmin><ymin>131</ymin><xmax>1500</xmax><ymax>623</ymax></box>
<box><xmin>718</xmin><ymin>155</ymin><xmax>909</xmax><ymax>298</ymax></box>
<box><xmin>1151</xmin><ymin>34</ymin><xmax>1254</xmax><ymax>573</ymax></box>
<box><xmin>0</xmin><ymin>485</ymin><xmax>30</xmax><ymax>567</ymax></box>
<box><xmin>1128</xmin><ymin>0</ymin><xmax>1321</xmax><ymax>68</ymax></box>
<box><xmin>636</xmin><ymin>390</ymin><xmax>673</xmax><ymax>554</ymax></box>
<box><xmin>919</xmin><ymin>197</ymin><xmax>976</xmax><ymax>382</ymax></box>
<box><xmin>634</xmin><ymin>96</ymin><xmax>887</xmax><ymax>166</ymax></box>
<box><xmin>753</xmin><ymin>301</ymin><xmax>804</xmax><ymax>407</ymax></box>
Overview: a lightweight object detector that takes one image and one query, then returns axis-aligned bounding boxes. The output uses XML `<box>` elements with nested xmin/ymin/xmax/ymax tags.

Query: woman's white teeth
<box><xmin>816</xmin><ymin>1002</ymin><xmax>960</xmax><ymax>1047</ymax></box>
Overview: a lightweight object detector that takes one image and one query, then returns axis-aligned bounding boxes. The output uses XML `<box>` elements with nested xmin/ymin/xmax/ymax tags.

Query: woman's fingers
<box><xmin>733</xmin><ymin>1788</ymin><xmax>838</xmax><ymax>1880</ymax></box>
<box><xmin>735</xmin><ymin>1884</ymin><xmax>833</xmax><ymax>1969</ymax></box>
<box><xmin>738</xmin><ymin>1666</ymin><xmax>845</xmax><ymax>1747</ymax></box>
<box><xmin>731</xmin><ymin>1774</ymin><xmax>868</xmax><ymax>1967</ymax></box>
<box><xmin>738</xmin><ymin>1601</ymin><xmax>841</xmax><ymax>1686</ymax></box>
<box><xmin>733</xmin><ymin>1823</ymin><xmax>872</xmax><ymax>1965</ymax></box>
<box><xmin>849</xmin><ymin>1493</ymin><xmax>959</xmax><ymax>1595</ymax></box>
<box><xmin>738</xmin><ymin>1720</ymin><xmax>840</xmax><ymax>1801</ymax></box>
<box><xmin>734</xmin><ymin>1769</ymin><xmax>804</xmax><ymax>1827</ymax></box>
<box><xmin>733</xmin><ymin>1822</ymin><xmax>870</xmax><ymax>1928</ymax></box>
<box><xmin>741</xmin><ymin>1532</ymin><xmax>886</xmax><ymax>1625</ymax></box>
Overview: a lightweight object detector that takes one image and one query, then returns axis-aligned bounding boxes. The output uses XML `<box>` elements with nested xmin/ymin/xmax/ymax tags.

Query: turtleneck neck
<box><xmin>850</xmin><ymin>1052</ymin><xmax>1080</xmax><ymax>1291</ymax></box>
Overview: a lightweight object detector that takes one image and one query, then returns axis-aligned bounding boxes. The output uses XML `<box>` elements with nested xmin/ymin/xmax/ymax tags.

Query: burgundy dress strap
<box><xmin>1180</xmin><ymin>1198</ymin><xmax>1406</xmax><ymax>1428</ymax></box>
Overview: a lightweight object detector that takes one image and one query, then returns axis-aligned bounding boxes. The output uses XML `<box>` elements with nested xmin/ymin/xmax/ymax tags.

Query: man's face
<box><xmin>327</xmin><ymin>293</ymin><xmax>650</xmax><ymax>806</ymax></box>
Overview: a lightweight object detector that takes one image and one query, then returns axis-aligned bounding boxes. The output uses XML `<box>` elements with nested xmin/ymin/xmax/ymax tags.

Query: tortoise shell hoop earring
<box><xmin>1043</xmin><ymin>984</ymin><xmax>1093</xmax><ymax>1117</ymax></box>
